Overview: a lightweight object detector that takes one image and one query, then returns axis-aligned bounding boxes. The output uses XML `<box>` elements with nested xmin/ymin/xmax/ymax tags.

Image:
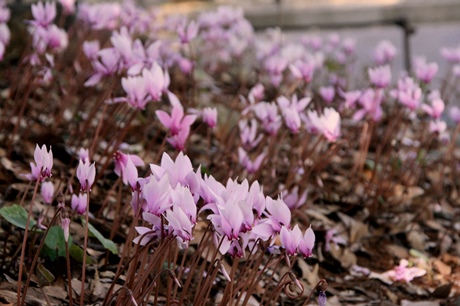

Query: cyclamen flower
<box><xmin>26</xmin><ymin>144</ymin><xmax>53</xmax><ymax>181</ymax></box>
<box><xmin>238</xmin><ymin>148</ymin><xmax>266</xmax><ymax>174</ymax></box>
<box><xmin>239</xmin><ymin>119</ymin><xmax>262</xmax><ymax>149</ymax></box>
<box><xmin>166</xmin><ymin>206</ymin><xmax>193</xmax><ymax>243</ymax></box>
<box><xmin>373</xmin><ymin>40</ymin><xmax>396</xmax><ymax>65</ymax></box>
<box><xmin>178</xmin><ymin>20</ymin><xmax>198</xmax><ymax>44</ymax></box>
<box><xmin>113</xmin><ymin>151</ymin><xmax>144</xmax><ymax>188</ymax></box>
<box><xmin>61</xmin><ymin>217</ymin><xmax>70</xmax><ymax>242</ymax></box>
<box><xmin>281</xmin><ymin>186</ymin><xmax>307</xmax><ymax>210</ymax></box>
<box><xmin>280</xmin><ymin>225</ymin><xmax>302</xmax><ymax>255</ymax></box>
<box><xmin>142</xmin><ymin>175</ymin><xmax>172</xmax><ymax>215</ymax></box>
<box><xmin>30</xmin><ymin>1</ymin><xmax>56</xmax><ymax>29</ymax></box>
<box><xmin>319</xmin><ymin>86</ymin><xmax>335</xmax><ymax>104</ymax></box>
<box><xmin>449</xmin><ymin>106</ymin><xmax>460</xmax><ymax>124</ymax></box>
<box><xmin>289</xmin><ymin>59</ymin><xmax>315</xmax><ymax>83</ymax></box>
<box><xmin>368</xmin><ymin>65</ymin><xmax>391</xmax><ymax>88</ymax></box>
<box><xmin>202</xmin><ymin>107</ymin><xmax>218</xmax><ymax>128</ymax></box>
<box><xmin>121</xmin><ymin>75</ymin><xmax>149</xmax><ymax>109</ymax></box>
<box><xmin>156</xmin><ymin>94</ymin><xmax>196</xmax><ymax>136</ymax></box>
<box><xmin>142</xmin><ymin>64</ymin><xmax>165</xmax><ymax>102</ymax></box>
<box><xmin>307</xmin><ymin>108</ymin><xmax>341</xmax><ymax>142</ymax></box>
<box><xmin>83</xmin><ymin>40</ymin><xmax>100</xmax><ymax>61</ymax></box>
<box><xmin>71</xmin><ymin>193</ymin><xmax>87</xmax><ymax>215</ymax></box>
<box><xmin>414</xmin><ymin>56</ymin><xmax>438</xmax><ymax>83</ymax></box>
<box><xmin>265</xmin><ymin>197</ymin><xmax>291</xmax><ymax>233</ymax></box>
<box><xmin>298</xmin><ymin>225</ymin><xmax>315</xmax><ymax>258</ymax></box>
<box><xmin>59</xmin><ymin>0</ymin><xmax>76</xmax><ymax>14</ymax></box>
<box><xmin>85</xmin><ymin>48</ymin><xmax>120</xmax><ymax>87</ymax></box>
<box><xmin>382</xmin><ymin>259</ymin><xmax>426</xmax><ymax>282</ymax></box>
<box><xmin>40</xmin><ymin>181</ymin><xmax>54</xmax><ymax>204</ymax></box>
<box><xmin>76</xmin><ymin>159</ymin><xmax>96</xmax><ymax>192</ymax></box>
<box><xmin>340</xmin><ymin>89</ymin><xmax>361</xmax><ymax>109</ymax></box>
<box><xmin>422</xmin><ymin>97</ymin><xmax>444</xmax><ymax>119</ymax></box>
<box><xmin>392</xmin><ymin>77</ymin><xmax>422</xmax><ymax>111</ymax></box>
<box><xmin>353</xmin><ymin>88</ymin><xmax>383</xmax><ymax>122</ymax></box>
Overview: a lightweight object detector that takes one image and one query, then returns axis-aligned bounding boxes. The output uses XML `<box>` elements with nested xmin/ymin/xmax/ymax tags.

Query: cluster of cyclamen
<box><xmin>26</xmin><ymin>1</ymin><xmax>68</xmax><ymax>83</ymax></box>
<box><xmin>115</xmin><ymin>151</ymin><xmax>315</xmax><ymax>258</ymax></box>
<box><xmin>238</xmin><ymin>83</ymin><xmax>341</xmax><ymax>174</ymax></box>
<box><xmin>27</xmin><ymin>145</ymin><xmax>95</xmax><ymax>215</ymax></box>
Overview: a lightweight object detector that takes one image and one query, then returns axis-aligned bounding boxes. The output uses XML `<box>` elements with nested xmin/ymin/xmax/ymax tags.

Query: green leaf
<box><xmin>36</xmin><ymin>263</ymin><xmax>55</xmax><ymax>287</ymax></box>
<box><xmin>69</xmin><ymin>244</ymin><xmax>96</xmax><ymax>264</ymax></box>
<box><xmin>0</xmin><ymin>204</ymin><xmax>38</xmax><ymax>230</ymax></box>
<box><xmin>42</xmin><ymin>226</ymin><xmax>72</xmax><ymax>261</ymax></box>
<box><xmin>81</xmin><ymin>220</ymin><xmax>118</xmax><ymax>254</ymax></box>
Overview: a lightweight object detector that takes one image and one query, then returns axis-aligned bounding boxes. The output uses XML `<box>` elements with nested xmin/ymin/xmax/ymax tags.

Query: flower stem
<box><xmin>17</xmin><ymin>177</ymin><xmax>41</xmax><ymax>306</ymax></box>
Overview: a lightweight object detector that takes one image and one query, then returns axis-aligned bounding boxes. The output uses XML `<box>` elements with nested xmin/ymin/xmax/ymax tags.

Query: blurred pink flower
<box><xmin>202</xmin><ymin>107</ymin><xmax>218</xmax><ymax>128</ymax></box>
<box><xmin>319</xmin><ymin>86</ymin><xmax>335</xmax><ymax>104</ymax></box>
<box><xmin>449</xmin><ymin>106</ymin><xmax>460</xmax><ymax>124</ymax></box>
<box><xmin>382</xmin><ymin>259</ymin><xmax>426</xmax><ymax>282</ymax></box>
<box><xmin>373</xmin><ymin>40</ymin><xmax>396</xmax><ymax>65</ymax></box>
<box><xmin>71</xmin><ymin>193</ymin><xmax>87</xmax><ymax>215</ymax></box>
<box><xmin>40</xmin><ymin>181</ymin><xmax>54</xmax><ymax>204</ymax></box>
<box><xmin>368</xmin><ymin>65</ymin><xmax>391</xmax><ymax>88</ymax></box>
<box><xmin>414</xmin><ymin>56</ymin><xmax>438</xmax><ymax>83</ymax></box>
<box><xmin>422</xmin><ymin>97</ymin><xmax>444</xmax><ymax>119</ymax></box>
<box><xmin>30</xmin><ymin>1</ymin><xmax>56</xmax><ymax>28</ymax></box>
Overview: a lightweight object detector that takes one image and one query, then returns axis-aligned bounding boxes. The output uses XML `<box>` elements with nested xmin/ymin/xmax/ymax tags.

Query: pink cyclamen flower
<box><xmin>238</xmin><ymin>148</ymin><xmax>266</xmax><ymax>174</ymax></box>
<box><xmin>30</xmin><ymin>1</ymin><xmax>56</xmax><ymax>28</ymax></box>
<box><xmin>321</xmin><ymin>108</ymin><xmax>341</xmax><ymax>142</ymax></box>
<box><xmin>340</xmin><ymin>89</ymin><xmax>361</xmax><ymax>109</ymax></box>
<box><xmin>71</xmin><ymin>193</ymin><xmax>88</xmax><ymax>215</ymax></box>
<box><xmin>83</xmin><ymin>40</ymin><xmax>100</xmax><ymax>61</ymax></box>
<box><xmin>59</xmin><ymin>0</ymin><xmax>76</xmax><ymax>14</ymax></box>
<box><xmin>178</xmin><ymin>20</ymin><xmax>198</xmax><ymax>44</ymax></box>
<box><xmin>280</xmin><ymin>225</ymin><xmax>302</xmax><ymax>256</ymax></box>
<box><xmin>78</xmin><ymin>148</ymin><xmax>89</xmax><ymax>163</ymax></box>
<box><xmin>449</xmin><ymin>106</ymin><xmax>460</xmax><ymax>124</ymax></box>
<box><xmin>113</xmin><ymin>151</ymin><xmax>144</xmax><ymax>188</ymax></box>
<box><xmin>40</xmin><ymin>181</ymin><xmax>54</xmax><ymax>204</ymax></box>
<box><xmin>422</xmin><ymin>97</ymin><xmax>444</xmax><ymax>119</ymax></box>
<box><xmin>373</xmin><ymin>40</ymin><xmax>396</xmax><ymax>65</ymax></box>
<box><xmin>368</xmin><ymin>65</ymin><xmax>391</xmax><ymax>88</ymax></box>
<box><xmin>26</xmin><ymin>144</ymin><xmax>53</xmax><ymax>181</ymax></box>
<box><xmin>353</xmin><ymin>88</ymin><xmax>383</xmax><ymax>122</ymax></box>
<box><xmin>142</xmin><ymin>175</ymin><xmax>172</xmax><ymax>215</ymax></box>
<box><xmin>61</xmin><ymin>217</ymin><xmax>70</xmax><ymax>242</ymax></box>
<box><xmin>239</xmin><ymin>119</ymin><xmax>262</xmax><ymax>149</ymax></box>
<box><xmin>142</xmin><ymin>64</ymin><xmax>165</xmax><ymax>102</ymax></box>
<box><xmin>382</xmin><ymin>259</ymin><xmax>426</xmax><ymax>282</ymax></box>
<box><xmin>289</xmin><ymin>59</ymin><xmax>315</xmax><ymax>83</ymax></box>
<box><xmin>166</xmin><ymin>206</ymin><xmax>193</xmax><ymax>242</ymax></box>
<box><xmin>265</xmin><ymin>197</ymin><xmax>291</xmax><ymax>233</ymax></box>
<box><xmin>319</xmin><ymin>86</ymin><xmax>335</xmax><ymax>104</ymax></box>
<box><xmin>429</xmin><ymin>120</ymin><xmax>447</xmax><ymax>134</ymax></box>
<box><xmin>76</xmin><ymin>159</ymin><xmax>96</xmax><ymax>192</ymax></box>
<box><xmin>414</xmin><ymin>56</ymin><xmax>438</xmax><ymax>83</ymax></box>
<box><xmin>202</xmin><ymin>107</ymin><xmax>218</xmax><ymax>128</ymax></box>
<box><xmin>298</xmin><ymin>225</ymin><xmax>315</xmax><ymax>258</ymax></box>
<box><xmin>156</xmin><ymin>94</ymin><xmax>196</xmax><ymax>136</ymax></box>
<box><xmin>281</xmin><ymin>186</ymin><xmax>307</xmax><ymax>210</ymax></box>
<box><xmin>248</xmin><ymin>83</ymin><xmax>264</xmax><ymax>103</ymax></box>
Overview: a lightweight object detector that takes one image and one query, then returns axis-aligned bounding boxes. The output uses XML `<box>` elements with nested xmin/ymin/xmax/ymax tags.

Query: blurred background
<box><xmin>159</xmin><ymin>0</ymin><xmax>460</xmax><ymax>75</ymax></box>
